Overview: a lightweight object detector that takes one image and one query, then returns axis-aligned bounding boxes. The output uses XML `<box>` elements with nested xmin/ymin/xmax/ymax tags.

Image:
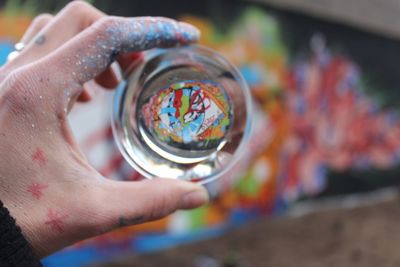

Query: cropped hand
<box><xmin>0</xmin><ymin>1</ymin><xmax>208</xmax><ymax>257</ymax></box>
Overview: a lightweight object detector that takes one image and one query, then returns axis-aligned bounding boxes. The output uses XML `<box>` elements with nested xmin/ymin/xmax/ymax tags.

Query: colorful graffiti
<box><xmin>141</xmin><ymin>80</ymin><xmax>231</xmax><ymax>147</ymax></box>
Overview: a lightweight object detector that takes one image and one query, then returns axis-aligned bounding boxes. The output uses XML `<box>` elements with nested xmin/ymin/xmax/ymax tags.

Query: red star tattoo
<box><xmin>31</xmin><ymin>148</ymin><xmax>47</xmax><ymax>166</ymax></box>
<box><xmin>27</xmin><ymin>183</ymin><xmax>48</xmax><ymax>200</ymax></box>
<box><xmin>45</xmin><ymin>209</ymin><xmax>68</xmax><ymax>233</ymax></box>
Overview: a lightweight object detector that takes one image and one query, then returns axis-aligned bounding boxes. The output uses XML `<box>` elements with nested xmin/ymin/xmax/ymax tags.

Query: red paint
<box><xmin>175</xmin><ymin>31</ymin><xmax>184</xmax><ymax>43</ymax></box>
<box><xmin>173</xmin><ymin>89</ymin><xmax>183</xmax><ymax>118</ymax></box>
<box><xmin>27</xmin><ymin>183</ymin><xmax>48</xmax><ymax>200</ymax></box>
<box><xmin>45</xmin><ymin>209</ymin><xmax>68</xmax><ymax>233</ymax></box>
<box><xmin>32</xmin><ymin>148</ymin><xmax>47</xmax><ymax>166</ymax></box>
<box><xmin>183</xmin><ymin>89</ymin><xmax>210</xmax><ymax>119</ymax></box>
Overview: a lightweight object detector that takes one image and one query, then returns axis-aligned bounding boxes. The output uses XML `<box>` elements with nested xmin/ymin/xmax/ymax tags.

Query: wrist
<box><xmin>0</xmin><ymin>200</ymin><xmax>42</xmax><ymax>266</ymax></box>
<box><xmin>1</xmin><ymin>168</ymin><xmax>102</xmax><ymax>258</ymax></box>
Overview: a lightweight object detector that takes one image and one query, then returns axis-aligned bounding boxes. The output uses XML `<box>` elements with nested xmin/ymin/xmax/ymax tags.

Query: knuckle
<box><xmin>31</xmin><ymin>13</ymin><xmax>53</xmax><ymax>27</ymax></box>
<box><xmin>2</xmin><ymin>68</ymin><xmax>38</xmax><ymax>111</ymax></box>
<box><xmin>5</xmin><ymin>68</ymin><xmax>35</xmax><ymax>91</ymax></box>
<box><xmin>64</xmin><ymin>1</ymin><xmax>94</xmax><ymax>15</ymax></box>
<box><xmin>92</xmin><ymin>16</ymin><xmax>118</xmax><ymax>32</ymax></box>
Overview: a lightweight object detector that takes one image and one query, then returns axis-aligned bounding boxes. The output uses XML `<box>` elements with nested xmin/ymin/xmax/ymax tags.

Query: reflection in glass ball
<box><xmin>140</xmin><ymin>80</ymin><xmax>232</xmax><ymax>153</ymax></box>
<box><xmin>112</xmin><ymin>45</ymin><xmax>252</xmax><ymax>183</ymax></box>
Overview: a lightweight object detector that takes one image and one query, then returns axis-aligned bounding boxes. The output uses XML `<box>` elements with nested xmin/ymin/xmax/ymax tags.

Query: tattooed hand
<box><xmin>0</xmin><ymin>1</ymin><xmax>208</xmax><ymax>258</ymax></box>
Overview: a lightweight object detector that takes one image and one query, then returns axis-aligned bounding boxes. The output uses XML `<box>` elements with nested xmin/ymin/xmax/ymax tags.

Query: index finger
<box><xmin>32</xmin><ymin>16</ymin><xmax>200</xmax><ymax>113</ymax></box>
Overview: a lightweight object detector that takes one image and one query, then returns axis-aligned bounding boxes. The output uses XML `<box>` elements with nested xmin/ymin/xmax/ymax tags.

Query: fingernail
<box><xmin>180</xmin><ymin>187</ymin><xmax>209</xmax><ymax>209</ymax></box>
<box><xmin>178</xmin><ymin>22</ymin><xmax>201</xmax><ymax>42</ymax></box>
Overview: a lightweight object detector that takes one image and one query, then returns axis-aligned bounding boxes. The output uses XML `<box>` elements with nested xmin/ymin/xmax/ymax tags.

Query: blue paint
<box><xmin>42</xmin><ymin>225</ymin><xmax>228</xmax><ymax>267</ymax></box>
<box><xmin>0</xmin><ymin>40</ymin><xmax>14</xmax><ymax>66</ymax></box>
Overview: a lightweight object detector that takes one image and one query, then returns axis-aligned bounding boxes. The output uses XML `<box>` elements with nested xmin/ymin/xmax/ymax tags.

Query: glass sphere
<box><xmin>112</xmin><ymin>45</ymin><xmax>252</xmax><ymax>183</ymax></box>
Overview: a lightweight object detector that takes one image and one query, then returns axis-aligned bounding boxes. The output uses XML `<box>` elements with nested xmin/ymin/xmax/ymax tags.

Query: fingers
<box><xmin>76</xmin><ymin>89</ymin><xmax>92</xmax><ymax>102</ymax></box>
<box><xmin>33</xmin><ymin>16</ymin><xmax>200</xmax><ymax>113</ymax></box>
<box><xmin>20</xmin><ymin>13</ymin><xmax>53</xmax><ymax>44</ymax></box>
<box><xmin>4</xmin><ymin>2</ymin><xmax>115</xmax><ymax>92</ymax></box>
<box><xmin>2</xmin><ymin>13</ymin><xmax>53</xmax><ymax>70</ymax></box>
<box><xmin>18</xmin><ymin>2</ymin><xmax>105</xmax><ymax>63</ymax></box>
<box><xmin>116</xmin><ymin>51</ymin><xmax>143</xmax><ymax>74</ymax></box>
<box><xmin>91</xmin><ymin>52</ymin><xmax>143</xmax><ymax>92</ymax></box>
<box><xmin>96</xmin><ymin>178</ymin><xmax>208</xmax><ymax>230</ymax></box>
<box><xmin>94</xmin><ymin>63</ymin><xmax>120</xmax><ymax>89</ymax></box>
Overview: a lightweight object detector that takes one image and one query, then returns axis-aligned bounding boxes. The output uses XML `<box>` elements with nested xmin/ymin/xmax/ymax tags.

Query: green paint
<box><xmin>180</xmin><ymin>94</ymin><xmax>189</xmax><ymax>124</ymax></box>
<box><xmin>235</xmin><ymin>172</ymin><xmax>260</xmax><ymax>197</ymax></box>
<box><xmin>187</xmin><ymin>206</ymin><xmax>207</xmax><ymax>230</ymax></box>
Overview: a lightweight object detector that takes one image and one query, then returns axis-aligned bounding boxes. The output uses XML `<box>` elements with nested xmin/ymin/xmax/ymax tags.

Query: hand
<box><xmin>0</xmin><ymin>1</ymin><xmax>208</xmax><ymax>258</ymax></box>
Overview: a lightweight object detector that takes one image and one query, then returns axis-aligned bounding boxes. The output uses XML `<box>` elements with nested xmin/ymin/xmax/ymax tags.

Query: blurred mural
<box><xmin>1</xmin><ymin>1</ymin><xmax>400</xmax><ymax>266</ymax></box>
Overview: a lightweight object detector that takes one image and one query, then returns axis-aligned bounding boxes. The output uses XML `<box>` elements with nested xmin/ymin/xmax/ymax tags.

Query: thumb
<box><xmin>95</xmin><ymin>178</ymin><xmax>209</xmax><ymax>230</ymax></box>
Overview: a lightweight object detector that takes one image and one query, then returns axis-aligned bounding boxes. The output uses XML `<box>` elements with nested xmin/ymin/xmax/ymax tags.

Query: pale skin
<box><xmin>0</xmin><ymin>1</ymin><xmax>209</xmax><ymax>258</ymax></box>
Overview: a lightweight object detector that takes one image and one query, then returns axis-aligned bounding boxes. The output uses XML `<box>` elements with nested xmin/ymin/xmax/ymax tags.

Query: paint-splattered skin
<box><xmin>65</xmin><ymin>17</ymin><xmax>199</xmax><ymax>87</ymax></box>
<box><xmin>45</xmin><ymin>209</ymin><xmax>68</xmax><ymax>233</ymax></box>
<box><xmin>27</xmin><ymin>183</ymin><xmax>48</xmax><ymax>200</ymax></box>
<box><xmin>0</xmin><ymin>2</ymin><xmax>207</xmax><ymax>259</ymax></box>
<box><xmin>19</xmin><ymin>16</ymin><xmax>201</xmax><ymax>119</ymax></box>
<box><xmin>31</xmin><ymin>147</ymin><xmax>47</xmax><ymax>166</ymax></box>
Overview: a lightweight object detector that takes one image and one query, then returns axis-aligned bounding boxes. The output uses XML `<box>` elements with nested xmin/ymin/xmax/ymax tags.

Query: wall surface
<box><xmin>252</xmin><ymin>0</ymin><xmax>400</xmax><ymax>40</ymax></box>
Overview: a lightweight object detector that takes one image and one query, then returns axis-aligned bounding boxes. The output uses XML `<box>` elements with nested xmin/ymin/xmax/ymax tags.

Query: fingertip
<box><xmin>151</xmin><ymin>178</ymin><xmax>210</xmax><ymax>209</ymax></box>
<box><xmin>140</xmin><ymin>178</ymin><xmax>209</xmax><ymax>209</ymax></box>
<box><xmin>94</xmin><ymin>66</ymin><xmax>119</xmax><ymax>89</ymax></box>
<box><xmin>179</xmin><ymin>186</ymin><xmax>209</xmax><ymax>209</ymax></box>
<box><xmin>77</xmin><ymin>89</ymin><xmax>92</xmax><ymax>102</ymax></box>
<box><xmin>178</xmin><ymin>21</ymin><xmax>201</xmax><ymax>43</ymax></box>
<box><xmin>117</xmin><ymin>52</ymin><xmax>143</xmax><ymax>73</ymax></box>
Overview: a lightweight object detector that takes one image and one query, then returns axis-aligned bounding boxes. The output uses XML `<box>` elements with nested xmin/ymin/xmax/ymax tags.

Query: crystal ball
<box><xmin>112</xmin><ymin>45</ymin><xmax>252</xmax><ymax>183</ymax></box>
